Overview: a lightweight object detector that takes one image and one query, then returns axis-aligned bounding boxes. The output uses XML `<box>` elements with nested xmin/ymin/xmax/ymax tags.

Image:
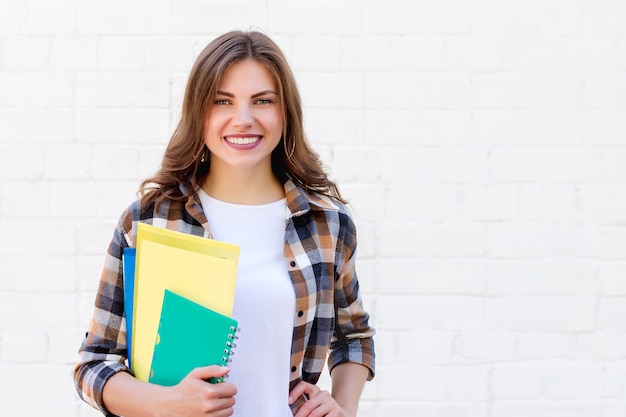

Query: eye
<box><xmin>255</xmin><ymin>98</ymin><xmax>274</xmax><ymax>105</ymax></box>
<box><xmin>214</xmin><ymin>99</ymin><xmax>230</xmax><ymax>105</ymax></box>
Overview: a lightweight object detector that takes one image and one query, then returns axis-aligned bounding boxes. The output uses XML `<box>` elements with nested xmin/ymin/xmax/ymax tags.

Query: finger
<box><xmin>210</xmin><ymin>381</ymin><xmax>238</xmax><ymax>398</ymax></box>
<box><xmin>201</xmin><ymin>395</ymin><xmax>236</xmax><ymax>413</ymax></box>
<box><xmin>211</xmin><ymin>409</ymin><xmax>236</xmax><ymax>417</ymax></box>
<box><xmin>288</xmin><ymin>381</ymin><xmax>307</xmax><ymax>403</ymax></box>
<box><xmin>185</xmin><ymin>366</ymin><xmax>237</xmax><ymax>398</ymax></box>
<box><xmin>294</xmin><ymin>390</ymin><xmax>338</xmax><ymax>417</ymax></box>
<box><xmin>293</xmin><ymin>388</ymin><xmax>330</xmax><ymax>417</ymax></box>
<box><xmin>289</xmin><ymin>381</ymin><xmax>319</xmax><ymax>403</ymax></box>
<box><xmin>188</xmin><ymin>365</ymin><xmax>230</xmax><ymax>381</ymax></box>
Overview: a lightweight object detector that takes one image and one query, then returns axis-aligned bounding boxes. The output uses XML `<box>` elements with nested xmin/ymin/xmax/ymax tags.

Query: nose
<box><xmin>233</xmin><ymin>104</ymin><xmax>253</xmax><ymax>128</ymax></box>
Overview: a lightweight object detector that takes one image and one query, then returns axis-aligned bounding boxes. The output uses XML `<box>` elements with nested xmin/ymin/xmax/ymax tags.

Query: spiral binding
<box><xmin>208</xmin><ymin>326</ymin><xmax>238</xmax><ymax>384</ymax></box>
<box><xmin>221</xmin><ymin>326</ymin><xmax>239</xmax><ymax>364</ymax></box>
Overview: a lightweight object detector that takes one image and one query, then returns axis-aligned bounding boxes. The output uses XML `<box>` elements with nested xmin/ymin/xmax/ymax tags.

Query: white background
<box><xmin>1</xmin><ymin>0</ymin><xmax>626</xmax><ymax>416</ymax></box>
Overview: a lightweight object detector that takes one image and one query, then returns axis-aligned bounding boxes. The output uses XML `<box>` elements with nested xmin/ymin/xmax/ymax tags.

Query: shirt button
<box><xmin>290</xmin><ymin>260</ymin><xmax>296</xmax><ymax>267</ymax></box>
<box><xmin>291</xmin><ymin>366</ymin><xmax>297</xmax><ymax>372</ymax></box>
<box><xmin>298</xmin><ymin>311</ymin><xmax>304</xmax><ymax>317</ymax></box>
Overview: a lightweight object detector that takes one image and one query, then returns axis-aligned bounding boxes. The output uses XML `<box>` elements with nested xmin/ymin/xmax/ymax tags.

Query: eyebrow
<box><xmin>216</xmin><ymin>90</ymin><xmax>278</xmax><ymax>99</ymax></box>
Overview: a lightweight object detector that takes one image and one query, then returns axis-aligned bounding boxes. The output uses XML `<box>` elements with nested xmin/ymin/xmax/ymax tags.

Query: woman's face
<box><xmin>203</xmin><ymin>59</ymin><xmax>284</xmax><ymax>175</ymax></box>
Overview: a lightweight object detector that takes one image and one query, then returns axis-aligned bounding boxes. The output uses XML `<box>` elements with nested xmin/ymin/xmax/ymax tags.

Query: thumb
<box><xmin>188</xmin><ymin>365</ymin><xmax>230</xmax><ymax>381</ymax></box>
<box><xmin>289</xmin><ymin>380</ymin><xmax>312</xmax><ymax>404</ymax></box>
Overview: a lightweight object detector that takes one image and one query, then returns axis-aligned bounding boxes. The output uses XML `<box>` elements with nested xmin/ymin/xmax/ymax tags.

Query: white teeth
<box><xmin>226</xmin><ymin>136</ymin><xmax>260</xmax><ymax>145</ymax></box>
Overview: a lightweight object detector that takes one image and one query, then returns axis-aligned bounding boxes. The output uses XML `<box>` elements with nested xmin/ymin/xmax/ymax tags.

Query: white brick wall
<box><xmin>1</xmin><ymin>0</ymin><xmax>625</xmax><ymax>416</ymax></box>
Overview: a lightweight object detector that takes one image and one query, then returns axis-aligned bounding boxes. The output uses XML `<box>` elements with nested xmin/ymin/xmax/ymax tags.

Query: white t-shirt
<box><xmin>198</xmin><ymin>189</ymin><xmax>295</xmax><ymax>417</ymax></box>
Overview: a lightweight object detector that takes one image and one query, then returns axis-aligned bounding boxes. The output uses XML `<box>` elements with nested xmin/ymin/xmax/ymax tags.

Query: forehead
<box><xmin>218</xmin><ymin>59</ymin><xmax>277</xmax><ymax>91</ymax></box>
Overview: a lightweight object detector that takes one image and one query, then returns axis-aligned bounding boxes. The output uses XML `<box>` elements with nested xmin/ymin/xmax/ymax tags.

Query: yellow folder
<box><xmin>131</xmin><ymin>223</ymin><xmax>239</xmax><ymax>382</ymax></box>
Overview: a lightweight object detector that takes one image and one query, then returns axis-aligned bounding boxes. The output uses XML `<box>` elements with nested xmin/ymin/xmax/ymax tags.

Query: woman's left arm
<box><xmin>331</xmin><ymin>362</ymin><xmax>370</xmax><ymax>416</ymax></box>
<box><xmin>289</xmin><ymin>207</ymin><xmax>375</xmax><ymax>417</ymax></box>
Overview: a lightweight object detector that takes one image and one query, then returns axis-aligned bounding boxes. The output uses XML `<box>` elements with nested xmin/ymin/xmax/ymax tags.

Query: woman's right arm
<box><xmin>74</xmin><ymin>208</ymin><xmax>237</xmax><ymax>416</ymax></box>
<box><xmin>73</xmin><ymin>210</ymin><xmax>136</xmax><ymax>415</ymax></box>
<box><xmin>102</xmin><ymin>366</ymin><xmax>236</xmax><ymax>417</ymax></box>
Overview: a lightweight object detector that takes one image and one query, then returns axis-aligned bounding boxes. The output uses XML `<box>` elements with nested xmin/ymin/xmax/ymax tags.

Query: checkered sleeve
<box><xmin>327</xmin><ymin>207</ymin><xmax>376</xmax><ymax>380</ymax></box>
<box><xmin>73</xmin><ymin>209</ymin><xmax>133</xmax><ymax>417</ymax></box>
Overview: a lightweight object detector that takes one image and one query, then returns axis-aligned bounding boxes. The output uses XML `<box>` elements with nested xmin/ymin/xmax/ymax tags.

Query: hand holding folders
<box><xmin>123</xmin><ymin>223</ymin><xmax>240</xmax><ymax>384</ymax></box>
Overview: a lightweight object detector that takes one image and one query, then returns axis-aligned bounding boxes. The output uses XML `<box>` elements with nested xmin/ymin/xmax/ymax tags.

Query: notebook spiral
<box><xmin>208</xmin><ymin>325</ymin><xmax>239</xmax><ymax>383</ymax></box>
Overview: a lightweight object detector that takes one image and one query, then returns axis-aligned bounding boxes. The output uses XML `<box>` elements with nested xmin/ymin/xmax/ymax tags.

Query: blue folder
<box><xmin>122</xmin><ymin>247</ymin><xmax>136</xmax><ymax>368</ymax></box>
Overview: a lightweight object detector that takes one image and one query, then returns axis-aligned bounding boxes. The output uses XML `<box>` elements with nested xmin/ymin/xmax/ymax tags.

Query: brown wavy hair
<box><xmin>139</xmin><ymin>30</ymin><xmax>345</xmax><ymax>209</ymax></box>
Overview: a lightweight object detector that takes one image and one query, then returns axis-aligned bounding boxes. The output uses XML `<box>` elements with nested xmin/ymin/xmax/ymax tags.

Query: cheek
<box><xmin>272</xmin><ymin>111</ymin><xmax>284</xmax><ymax>132</ymax></box>
<box><xmin>202</xmin><ymin>114</ymin><xmax>212</xmax><ymax>134</ymax></box>
<box><xmin>204</xmin><ymin>113</ymin><xmax>224</xmax><ymax>136</ymax></box>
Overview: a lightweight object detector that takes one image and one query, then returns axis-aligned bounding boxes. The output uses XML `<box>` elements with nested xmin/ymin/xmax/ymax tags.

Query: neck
<box><xmin>201</xmin><ymin>164</ymin><xmax>285</xmax><ymax>205</ymax></box>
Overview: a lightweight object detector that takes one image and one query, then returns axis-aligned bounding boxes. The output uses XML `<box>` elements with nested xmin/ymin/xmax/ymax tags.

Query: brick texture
<box><xmin>1</xmin><ymin>1</ymin><xmax>625</xmax><ymax>416</ymax></box>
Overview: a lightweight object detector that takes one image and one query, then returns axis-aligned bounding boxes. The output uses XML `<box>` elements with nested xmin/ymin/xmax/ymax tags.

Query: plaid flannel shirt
<box><xmin>73</xmin><ymin>180</ymin><xmax>375</xmax><ymax>416</ymax></box>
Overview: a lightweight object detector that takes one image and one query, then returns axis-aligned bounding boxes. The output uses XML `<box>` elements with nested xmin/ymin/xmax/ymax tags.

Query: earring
<box><xmin>199</xmin><ymin>146</ymin><xmax>208</xmax><ymax>163</ymax></box>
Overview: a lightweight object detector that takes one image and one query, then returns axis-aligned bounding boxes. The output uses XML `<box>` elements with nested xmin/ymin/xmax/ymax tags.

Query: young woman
<box><xmin>74</xmin><ymin>30</ymin><xmax>375</xmax><ymax>417</ymax></box>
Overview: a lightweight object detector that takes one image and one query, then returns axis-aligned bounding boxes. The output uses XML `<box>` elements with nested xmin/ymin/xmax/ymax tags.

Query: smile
<box><xmin>225</xmin><ymin>136</ymin><xmax>261</xmax><ymax>145</ymax></box>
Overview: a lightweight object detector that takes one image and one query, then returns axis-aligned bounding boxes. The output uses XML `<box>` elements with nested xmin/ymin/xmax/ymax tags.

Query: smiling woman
<box><xmin>73</xmin><ymin>30</ymin><xmax>375</xmax><ymax>417</ymax></box>
<box><xmin>202</xmin><ymin>59</ymin><xmax>285</xmax><ymax>204</ymax></box>
<box><xmin>137</xmin><ymin>30</ymin><xmax>348</xmax><ymax>210</ymax></box>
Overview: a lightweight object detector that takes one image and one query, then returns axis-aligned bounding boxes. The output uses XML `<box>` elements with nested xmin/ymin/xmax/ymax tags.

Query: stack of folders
<box><xmin>122</xmin><ymin>223</ymin><xmax>240</xmax><ymax>385</ymax></box>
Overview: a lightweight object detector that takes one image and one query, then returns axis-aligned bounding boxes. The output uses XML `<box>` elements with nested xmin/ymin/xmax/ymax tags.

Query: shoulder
<box><xmin>119</xmin><ymin>198</ymin><xmax>173</xmax><ymax>225</ymax></box>
<box><xmin>303</xmin><ymin>188</ymin><xmax>354</xmax><ymax>228</ymax></box>
<box><xmin>116</xmin><ymin>197</ymin><xmax>195</xmax><ymax>246</ymax></box>
<box><xmin>285</xmin><ymin>180</ymin><xmax>350</xmax><ymax>215</ymax></box>
<box><xmin>291</xmin><ymin>186</ymin><xmax>356</xmax><ymax>239</ymax></box>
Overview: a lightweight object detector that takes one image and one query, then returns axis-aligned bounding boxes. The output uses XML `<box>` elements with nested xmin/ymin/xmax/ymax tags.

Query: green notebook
<box><xmin>149</xmin><ymin>289</ymin><xmax>238</xmax><ymax>386</ymax></box>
